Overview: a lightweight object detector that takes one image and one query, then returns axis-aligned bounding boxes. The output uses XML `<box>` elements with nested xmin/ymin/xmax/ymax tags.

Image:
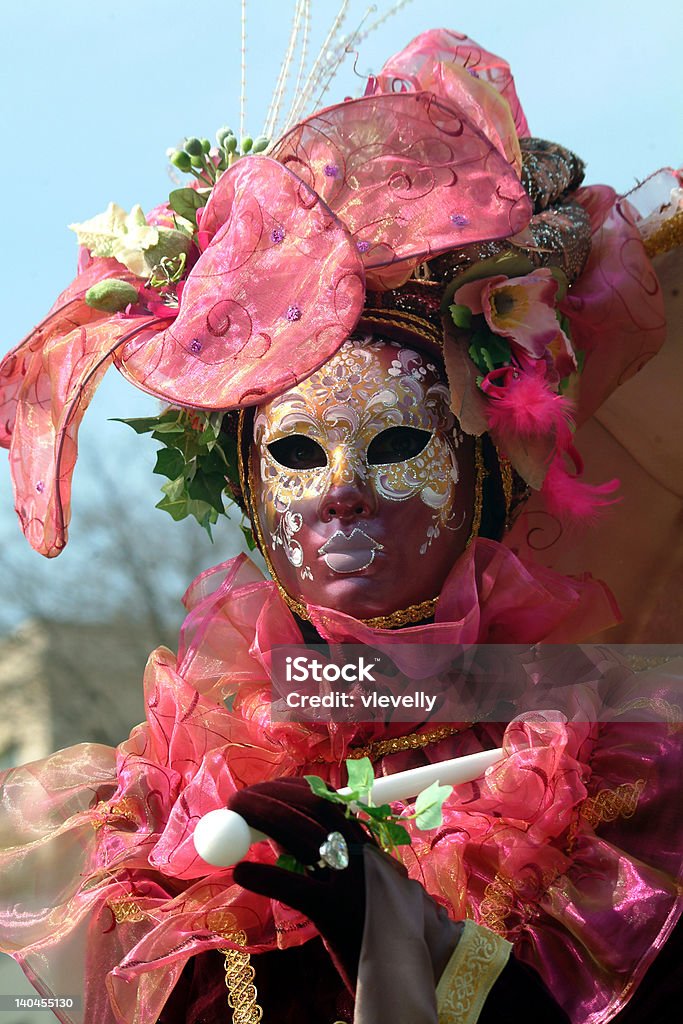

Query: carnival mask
<box><xmin>248</xmin><ymin>337</ymin><xmax>476</xmax><ymax>621</ymax></box>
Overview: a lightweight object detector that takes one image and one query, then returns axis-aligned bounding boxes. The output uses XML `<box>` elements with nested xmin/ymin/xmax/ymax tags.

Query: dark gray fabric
<box><xmin>355</xmin><ymin>845</ymin><xmax>462</xmax><ymax>1024</ymax></box>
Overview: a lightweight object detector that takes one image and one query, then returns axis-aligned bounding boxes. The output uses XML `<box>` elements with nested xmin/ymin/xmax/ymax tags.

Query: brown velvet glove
<box><xmin>229</xmin><ymin>777</ymin><xmax>371</xmax><ymax>991</ymax></box>
<box><xmin>229</xmin><ymin>776</ymin><xmax>460</xmax><ymax>1000</ymax></box>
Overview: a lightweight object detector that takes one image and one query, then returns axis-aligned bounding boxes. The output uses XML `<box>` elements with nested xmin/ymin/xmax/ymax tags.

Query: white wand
<box><xmin>193</xmin><ymin>747</ymin><xmax>504</xmax><ymax>867</ymax></box>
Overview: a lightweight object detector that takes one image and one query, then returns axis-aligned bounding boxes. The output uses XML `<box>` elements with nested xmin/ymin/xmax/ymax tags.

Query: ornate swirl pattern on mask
<box><xmin>253</xmin><ymin>339</ymin><xmax>462</xmax><ymax>575</ymax></box>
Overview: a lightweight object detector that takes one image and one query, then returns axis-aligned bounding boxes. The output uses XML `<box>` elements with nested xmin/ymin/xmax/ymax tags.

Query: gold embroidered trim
<box><xmin>478</xmin><ymin>876</ymin><xmax>515</xmax><ymax>937</ymax></box>
<box><xmin>579</xmin><ymin>778</ymin><xmax>646</xmax><ymax>830</ymax></box>
<box><xmin>567</xmin><ymin>778</ymin><xmax>646</xmax><ymax>851</ymax></box>
<box><xmin>465</xmin><ymin>437</ymin><xmax>485</xmax><ymax>549</ymax></box>
<box><xmin>221</xmin><ymin>929</ymin><xmax>263</xmax><ymax>1024</ymax></box>
<box><xmin>613</xmin><ymin>696</ymin><xmax>681</xmax><ymax>732</ymax></box>
<box><xmin>345</xmin><ymin>723</ymin><xmax>470</xmax><ymax>763</ymax></box>
<box><xmin>108</xmin><ymin>898</ymin><xmax>147</xmax><ymax>924</ymax></box>
<box><xmin>436</xmin><ymin>920</ymin><xmax>512</xmax><ymax>1024</ymax></box>
<box><xmin>91</xmin><ymin>797</ymin><xmax>138</xmax><ymax>830</ymax></box>
<box><xmin>360</xmin><ymin>308</ymin><xmax>444</xmax><ymax>350</ymax></box>
<box><xmin>497</xmin><ymin>453</ymin><xmax>514</xmax><ymax>525</ymax></box>
<box><xmin>624</xmin><ymin>654</ymin><xmax>681</xmax><ymax>673</ymax></box>
<box><xmin>643</xmin><ymin>208</ymin><xmax>683</xmax><ymax>257</ymax></box>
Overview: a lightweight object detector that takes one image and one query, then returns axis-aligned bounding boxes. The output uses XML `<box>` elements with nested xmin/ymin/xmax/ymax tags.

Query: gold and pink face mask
<box><xmin>249</xmin><ymin>337</ymin><xmax>475</xmax><ymax>619</ymax></box>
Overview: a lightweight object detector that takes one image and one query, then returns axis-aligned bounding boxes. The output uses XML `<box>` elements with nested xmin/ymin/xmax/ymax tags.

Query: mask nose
<box><xmin>318</xmin><ymin>446</ymin><xmax>377</xmax><ymax>523</ymax></box>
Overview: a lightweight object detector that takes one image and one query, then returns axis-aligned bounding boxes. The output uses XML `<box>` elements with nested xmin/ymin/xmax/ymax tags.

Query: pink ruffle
<box><xmin>3</xmin><ymin>541</ymin><xmax>680</xmax><ymax>1024</ymax></box>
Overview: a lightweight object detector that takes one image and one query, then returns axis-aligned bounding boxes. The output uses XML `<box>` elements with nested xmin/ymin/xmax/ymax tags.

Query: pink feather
<box><xmin>483</xmin><ymin>369</ymin><xmax>574</xmax><ymax>442</ymax></box>
<box><xmin>541</xmin><ymin>454</ymin><xmax>620</xmax><ymax>524</ymax></box>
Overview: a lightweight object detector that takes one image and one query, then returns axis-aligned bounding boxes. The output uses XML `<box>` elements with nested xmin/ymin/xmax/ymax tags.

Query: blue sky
<box><xmin>0</xmin><ymin>0</ymin><xmax>681</xmax><ymax>613</ymax></box>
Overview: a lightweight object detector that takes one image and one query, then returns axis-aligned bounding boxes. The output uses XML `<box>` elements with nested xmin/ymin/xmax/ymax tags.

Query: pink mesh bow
<box><xmin>0</xmin><ymin>84</ymin><xmax>530</xmax><ymax>556</ymax></box>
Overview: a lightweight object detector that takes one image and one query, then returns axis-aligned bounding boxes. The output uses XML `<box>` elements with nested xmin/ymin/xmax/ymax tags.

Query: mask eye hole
<box><xmin>367</xmin><ymin>426</ymin><xmax>432</xmax><ymax>465</ymax></box>
<box><xmin>267</xmin><ymin>434</ymin><xmax>328</xmax><ymax>470</ymax></box>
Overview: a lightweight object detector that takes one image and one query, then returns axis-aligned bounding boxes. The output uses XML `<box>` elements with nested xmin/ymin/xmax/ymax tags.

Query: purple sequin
<box><xmin>271</xmin><ymin>226</ymin><xmax>285</xmax><ymax>244</ymax></box>
<box><xmin>323</xmin><ymin>164</ymin><xmax>339</xmax><ymax>178</ymax></box>
<box><xmin>36</xmin><ymin>480</ymin><xmax>45</xmax><ymax>494</ymax></box>
<box><xmin>356</xmin><ymin>240</ymin><xmax>370</xmax><ymax>253</ymax></box>
<box><xmin>450</xmin><ymin>213</ymin><xmax>469</xmax><ymax>227</ymax></box>
<box><xmin>190</xmin><ymin>339</ymin><xmax>203</xmax><ymax>354</ymax></box>
<box><xmin>286</xmin><ymin>305</ymin><xmax>302</xmax><ymax>322</ymax></box>
<box><xmin>467</xmin><ymin>68</ymin><xmax>480</xmax><ymax>78</ymax></box>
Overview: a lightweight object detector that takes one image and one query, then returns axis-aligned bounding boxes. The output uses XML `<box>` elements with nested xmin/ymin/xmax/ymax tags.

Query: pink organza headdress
<box><xmin>0</xmin><ymin>28</ymin><xmax>670</xmax><ymax>557</ymax></box>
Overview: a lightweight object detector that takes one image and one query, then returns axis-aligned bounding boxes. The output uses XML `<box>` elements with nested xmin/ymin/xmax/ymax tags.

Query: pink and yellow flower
<box><xmin>454</xmin><ymin>268</ymin><xmax>575</xmax><ymax>366</ymax></box>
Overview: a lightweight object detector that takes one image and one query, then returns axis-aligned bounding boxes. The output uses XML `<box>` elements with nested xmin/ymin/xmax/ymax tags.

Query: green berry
<box><xmin>251</xmin><ymin>136</ymin><xmax>270</xmax><ymax>154</ymax></box>
<box><xmin>216</xmin><ymin>126</ymin><xmax>233</xmax><ymax>146</ymax></box>
<box><xmin>190</xmin><ymin>153</ymin><xmax>204</xmax><ymax>168</ymax></box>
<box><xmin>201</xmin><ymin>138</ymin><xmax>211</xmax><ymax>154</ymax></box>
<box><xmin>241</xmin><ymin>136</ymin><xmax>253</xmax><ymax>154</ymax></box>
<box><xmin>169</xmin><ymin>149</ymin><xmax>192</xmax><ymax>173</ymax></box>
<box><xmin>224</xmin><ymin>135</ymin><xmax>237</xmax><ymax>154</ymax></box>
<box><xmin>184</xmin><ymin>137</ymin><xmax>204</xmax><ymax>157</ymax></box>
<box><xmin>85</xmin><ymin>279</ymin><xmax>139</xmax><ymax>313</ymax></box>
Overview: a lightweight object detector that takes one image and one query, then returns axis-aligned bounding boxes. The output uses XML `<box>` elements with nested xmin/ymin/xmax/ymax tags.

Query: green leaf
<box><xmin>549</xmin><ymin>266</ymin><xmax>569</xmax><ymax>302</ymax></box>
<box><xmin>275</xmin><ymin>853</ymin><xmax>305</xmax><ymax>875</ymax></box>
<box><xmin>380</xmin><ymin>820</ymin><xmax>412</xmax><ymax>847</ymax></box>
<box><xmin>468</xmin><ymin>330</ymin><xmax>512</xmax><ymax>376</ymax></box>
<box><xmin>155</xmin><ymin>492</ymin><xmax>191</xmax><ymax>522</ymax></box>
<box><xmin>198</xmin><ymin>447</ymin><xmax>230</xmax><ymax>476</ymax></box>
<box><xmin>414</xmin><ymin>781</ymin><xmax>453</xmax><ymax>831</ymax></box>
<box><xmin>155</xmin><ymin>492</ymin><xmax>218</xmax><ymax>533</ymax></box>
<box><xmin>161</xmin><ymin>474</ymin><xmax>187</xmax><ymax>501</ymax></box>
<box><xmin>168</xmin><ymin>187</ymin><xmax>209</xmax><ymax>224</ymax></box>
<box><xmin>151</xmin><ymin>420</ymin><xmax>187</xmax><ymax>436</ymax></box>
<box><xmin>153</xmin><ymin>448</ymin><xmax>185</xmax><ymax>480</ymax></box>
<box><xmin>346</xmin><ymin>757</ymin><xmax>374</xmax><ymax>803</ymax></box>
<box><xmin>187</xmin><ymin>471</ymin><xmax>226</xmax><ymax>514</ymax></box>
<box><xmin>221</xmin><ymin>434</ymin><xmax>241</xmax><ymax>485</ymax></box>
<box><xmin>240</xmin><ymin>523</ymin><xmax>257</xmax><ymax>551</ymax></box>
<box><xmin>304</xmin><ymin>775</ymin><xmax>346</xmax><ymax>804</ymax></box>
<box><xmin>449</xmin><ymin>303</ymin><xmax>473</xmax><ymax>329</ymax></box>
<box><xmin>112</xmin><ymin>413</ymin><xmax>179</xmax><ymax>435</ymax></box>
<box><xmin>358</xmin><ymin>803</ymin><xmax>394</xmax><ymax>820</ymax></box>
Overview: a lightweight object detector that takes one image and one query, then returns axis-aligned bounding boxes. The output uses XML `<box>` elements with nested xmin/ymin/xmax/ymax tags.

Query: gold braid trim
<box><xmin>221</xmin><ymin>930</ymin><xmax>263</xmax><ymax>1024</ymax></box>
<box><xmin>345</xmin><ymin>723</ymin><xmax>470</xmax><ymax>763</ymax></box>
<box><xmin>643</xmin><ymin>208</ymin><xmax>683</xmax><ymax>257</ymax></box>
<box><xmin>624</xmin><ymin>654</ymin><xmax>681</xmax><ymax>673</ymax></box>
<box><xmin>478</xmin><ymin>876</ymin><xmax>515</xmax><ymax>937</ymax></box>
<box><xmin>436</xmin><ymin>920</ymin><xmax>511</xmax><ymax>1024</ymax></box>
<box><xmin>359</xmin><ymin>308</ymin><xmax>444</xmax><ymax>350</ymax></box>
<box><xmin>497</xmin><ymin>454</ymin><xmax>514</xmax><ymax>525</ymax></box>
<box><xmin>107</xmin><ymin>898</ymin><xmax>147</xmax><ymax>924</ymax></box>
<box><xmin>613</xmin><ymin>696</ymin><xmax>681</xmax><ymax>732</ymax></box>
<box><xmin>466</xmin><ymin>437</ymin><xmax>485</xmax><ymax>549</ymax></box>
<box><xmin>567</xmin><ymin>778</ymin><xmax>646</xmax><ymax>851</ymax></box>
<box><xmin>579</xmin><ymin>778</ymin><xmax>646</xmax><ymax>831</ymax></box>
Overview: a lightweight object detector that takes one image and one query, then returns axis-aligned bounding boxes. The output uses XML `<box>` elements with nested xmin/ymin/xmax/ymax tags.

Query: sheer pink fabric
<box><xmin>117</xmin><ymin>158</ymin><xmax>365</xmax><ymax>410</ymax></box>
<box><xmin>562</xmin><ymin>187</ymin><xmax>667</xmax><ymax>424</ymax></box>
<box><xmin>1</xmin><ymin>540</ymin><xmax>680</xmax><ymax>1024</ymax></box>
<box><xmin>377</xmin><ymin>28</ymin><xmax>530</xmax><ymax>140</ymax></box>
<box><xmin>0</xmin><ymin>251</ymin><xmax>165</xmax><ymax>556</ymax></box>
<box><xmin>271</xmin><ymin>92</ymin><xmax>530</xmax><ymax>291</ymax></box>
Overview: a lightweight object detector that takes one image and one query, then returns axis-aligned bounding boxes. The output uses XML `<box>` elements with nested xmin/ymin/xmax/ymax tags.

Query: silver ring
<box><xmin>316</xmin><ymin>831</ymin><xmax>349</xmax><ymax>870</ymax></box>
